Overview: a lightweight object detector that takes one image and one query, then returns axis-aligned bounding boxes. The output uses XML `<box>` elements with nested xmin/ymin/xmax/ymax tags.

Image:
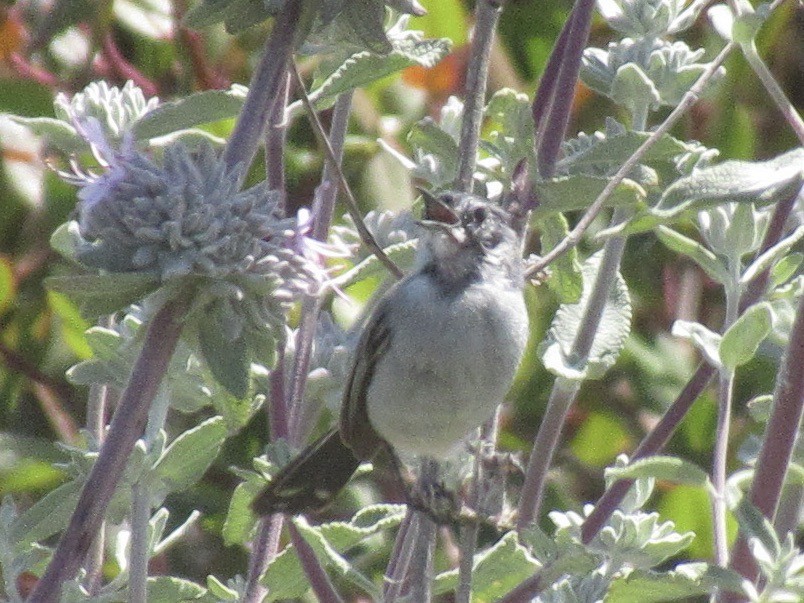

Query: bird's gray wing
<box><xmin>339</xmin><ymin>300</ymin><xmax>392</xmax><ymax>460</ymax></box>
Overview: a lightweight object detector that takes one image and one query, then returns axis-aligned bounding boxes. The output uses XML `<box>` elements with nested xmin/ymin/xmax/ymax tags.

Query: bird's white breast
<box><xmin>366</xmin><ymin>273</ymin><xmax>528</xmax><ymax>459</ymax></box>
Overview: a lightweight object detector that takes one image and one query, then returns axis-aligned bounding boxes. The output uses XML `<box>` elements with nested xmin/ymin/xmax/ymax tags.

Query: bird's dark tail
<box><xmin>251</xmin><ymin>429</ymin><xmax>362</xmax><ymax>516</ymax></box>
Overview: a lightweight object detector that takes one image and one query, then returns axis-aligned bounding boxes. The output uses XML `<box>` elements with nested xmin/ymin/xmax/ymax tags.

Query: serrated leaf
<box><xmin>538</xmin><ymin>214</ymin><xmax>583</xmax><ymax>303</ymax></box>
<box><xmin>656</xmin><ymin>226</ymin><xmax>730</xmax><ymax>284</ymax></box>
<box><xmin>289</xmin><ymin>517</ymin><xmax>379</xmax><ymax>599</ymax></box>
<box><xmin>559</xmin><ymin>129</ymin><xmax>697</xmax><ymax>174</ymax></box>
<box><xmin>653</xmin><ymin>148</ymin><xmax>804</xmax><ymax>219</ymax></box>
<box><xmin>605</xmin><ymin>456</ymin><xmax>711</xmax><ymax>488</ymax></box>
<box><xmin>318</xmin><ymin>503</ymin><xmax>406</xmax><ymax>549</ymax></box>
<box><xmin>146</xmin><ymin>576</ymin><xmax>207</xmax><ymax>603</ymax></box>
<box><xmin>539</xmin><ymin>251</ymin><xmax>632</xmax><ymax>380</ymax></box>
<box><xmin>532</xmin><ymin>175</ymin><xmax>646</xmax><ymax>217</ymax></box>
<box><xmin>152</xmin><ymin>417</ymin><xmax>227</xmax><ymax>499</ymax></box>
<box><xmin>45</xmin><ymin>273</ymin><xmax>161</xmax><ymax>318</ymax></box>
<box><xmin>719</xmin><ymin>302</ymin><xmax>773</xmax><ymax>371</ymax></box>
<box><xmin>260</xmin><ymin>506</ymin><xmax>404</xmax><ymax>599</ymax></box>
<box><xmin>11</xmin><ymin>479</ymin><xmax>82</xmax><ymax>547</ymax></box>
<box><xmin>199</xmin><ymin>319</ymin><xmax>250</xmax><ymax>399</ymax></box>
<box><xmin>607</xmin><ymin>563</ymin><xmax>746</xmax><ymax>602</ymax></box>
<box><xmin>671</xmin><ymin>320</ymin><xmax>722</xmax><ymax>368</ymax></box>
<box><xmin>436</xmin><ymin>532</ymin><xmax>540</xmax><ymax>601</ymax></box>
<box><xmin>305</xmin><ymin>35</ymin><xmax>451</xmax><ymax>110</ymax></box>
<box><xmin>131</xmin><ymin>88</ymin><xmax>246</xmax><ymax>141</ymax></box>
<box><xmin>408</xmin><ymin>117</ymin><xmax>460</xmax><ymax>180</ymax></box>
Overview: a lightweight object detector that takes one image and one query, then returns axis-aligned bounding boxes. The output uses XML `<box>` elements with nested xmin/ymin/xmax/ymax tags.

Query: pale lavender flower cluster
<box><xmin>75</xmin><ymin>142</ymin><xmax>306</xmax><ymax>284</ymax></box>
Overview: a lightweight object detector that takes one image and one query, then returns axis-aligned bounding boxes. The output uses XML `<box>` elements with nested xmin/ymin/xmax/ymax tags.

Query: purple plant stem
<box><xmin>456</xmin><ymin>0</ymin><xmax>504</xmax><ymax>192</ymax></box>
<box><xmin>580</xmin><ymin>188</ymin><xmax>801</xmax><ymax>545</ymax></box>
<box><xmin>383</xmin><ymin>511</ymin><xmax>416</xmax><ymax>601</ymax></box>
<box><xmin>288</xmin><ymin>92</ymin><xmax>354</xmax><ymax>444</ymax></box>
<box><xmin>526</xmin><ymin>41</ymin><xmax>737</xmax><ymax>279</ymax></box>
<box><xmin>265</xmin><ymin>71</ymin><xmax>291</xmax><ymax>202</ymax></box>
<box><xmin>242</xmin><ymin>514</ymin><xmax>284</xmax><ymax>603</ymax></box>
<box><xmin>580</xmin><ymin>361</ymin><xmax>717</xmax><ymax>542</ymax></box>
<box><xmin>728</xmin><ymin>292</ymin><xmax>804</xmax><ymax>585</ymax></box>
<box><xmin>28</xmin><ymin>297</ymin><xmax>189</xmax><ymax>603</ymax></box>
<box><xmin>243</xmin><ymin>349</ymin><xmax>288</xmax><ymax>603</ymax></box>
<box><xmin>288</xmin><ymin>522</ymin><xmax>344</xmax><ymax>603</ymax></box>
<box><xmin>535</xmin><ymin>0</ymin><xmax>597</xmax><ymax>180</ymax></box>
<box><xmin>223</xmin><ymin>0</ymin><xmax>303</xmax><ymax>175</ymax></box>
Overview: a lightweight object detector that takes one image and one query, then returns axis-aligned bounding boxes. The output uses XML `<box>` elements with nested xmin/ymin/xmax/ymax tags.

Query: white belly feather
<box><xmin>366</xmin><ymin>273</ymin><xmax>528</xmax><ymax>459</ymax></box>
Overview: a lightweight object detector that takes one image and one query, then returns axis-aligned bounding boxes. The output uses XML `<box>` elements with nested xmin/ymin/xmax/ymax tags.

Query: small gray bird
<box><xmin>252</xmin><ymin>190</ymin><xmax>529</xmax><ymax>516</ymax></box>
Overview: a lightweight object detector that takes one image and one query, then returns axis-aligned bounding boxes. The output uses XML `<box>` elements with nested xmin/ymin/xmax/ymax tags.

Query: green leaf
<box><xmin>11</xmin><ymin>479</ymin><xmax>82</xmax><ymax>547</ymax></box>
<box><xmin>719</xmin><ymin>302</ymin><xmax>774</xmax><ymax>371</ymax></box>
<box><xmin>152</xmin><ymin>417</ymin><xmax>227</xmax><ymax>499</ymax></box>
<box><xmin>290</xmin><ymin>517</ymin><xmax>379</xmax><ymax>599</ymax></box>
<box><xmin>609</xmin><ymin>63</ymin><xmax>661</xmax><ymax>115</ymax></box>
<box><xmin>342</xmin><ymin>0</ymin><xmax>392</xmax><ymax>54</ymax></box>
<box><xmin>304</xmin><ymin>34</ymin><xmax>451</xmax><ymax>112</ymax></box>
<box><xmin>0</xmin><ymin>257</ymin><xmax>14</xmax><ymax>313</ymax></box>
<box><xmin>261</xmin><ymin>506</ymin><xmax>404</xmax><ymax>600</ymax></box>
<box><xmin>222</xmin><ymin>474</ymin><xmax>264</xmax><ymax>547</ymax></box>
<box><xmin>671</xmin><ymin>320</ymin><xmax>722</xmax><ymax>368</ymax></box>
<box><xmin>652</xmin><ymin>148</ymin><xmax>804</xmax><ymax>219</ymax></box>
<box><xmin>206</xmin><ymin>575</ymin><xmax>238</xmax><ymax>600</ymax></box>
<box><xmin>538</xmin><ymin>214</ymin><xmax>583</xmax><ymax>304</ymax></box>
<box><xmin>199</xmin><ymin>317</ymin><xmax>250</xmax><ymax>399</ymax></box>
<box><xmin>560</xmin><ymin>126</ymin><xmax>699</xmax><ymax>175</ymax></box>
<box><xmin>407</xmin><ymin>117</ymin><xmax>460</xmax><ymax>183</ymax></box>
<box><xmin>656</xmin><ymin>226</ymin><xmax>730</xmax><ymax>284</ymax></box>
<box><xmin>605</xmin><ymin>456</ymin><xmax>711</xmax><ymax>488</ymax></box>
<box><xmin>532</xmin><ymin>175</ymin><xmax>646</xmax><ymax>217</ymax></box>
<box><xmin>318</xmin><ymin>504</ymin><xmax>406</xmax><ymax>550</ymax></box>
<box><xmin>331</xmin><ymin>239</ymin><xmax>418</xmax><ymax>290</ymax></box>
<box><xmin>6</xmin><ymin>116</ymin><xmax>84</xmax><ymax>153</ymax></box>
<box><xmin>45</xmin><ymin>273</ymin><xmax>161</xmax><ymax>318</ymax></box>
<box><xmin>740</xmin><ymin>225</ymin><xmax>804</xmax><ymax>286</ymax></box>
<box><xmin>539</xmin><ymin>251</ymin><xmax>632</xmax><ymax>380</ymax></box>
<box><xmin>146</xmin><ymin>576</ymin><xmax>207</xmax><ymax>603</ymax></box>
<box><xmin>607</xmin><ymin>563</ymin><xmax>746</xmax><ymax>602</ymax></box>
<box><xmin>731</xmin><ymin>497</ymin><xmax>778</xmax><ymax>553</ymax></box>
<box><xmin>131</xmin><ymin>88</ymin><xmax>247</xmax><ymax>141</ymax></box>
<box><xmin>433</xmin><ymin>532</ymin><xmax>539</xmax><ymax>600</ymax></box>
<box><xmin>46</xmin><ymin>291</ymin><xmax>92</xmax><ymax>359</ymax></box>
<box><xmin>769</xmin><ymin>252</ymin><xmax>803</xmax><ymax>289</ymax></box>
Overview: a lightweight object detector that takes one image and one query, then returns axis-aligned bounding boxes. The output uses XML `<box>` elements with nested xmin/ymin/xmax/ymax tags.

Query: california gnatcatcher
<box><xmin>252</xmin><ymin>190</ymin><xmax>529</xmax><ymax>516</ymax></box>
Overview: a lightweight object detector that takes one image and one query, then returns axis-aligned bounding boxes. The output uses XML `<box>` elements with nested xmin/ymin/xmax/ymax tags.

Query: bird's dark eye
<box><xmin>472</xmin><ymin>206</ymin><xmax>487</xmax><ymax>223</ymax></box>
<box><xmin>440</xmin><ymin>193</ymin><xmax>455</xmax><ymax>207</ymax></box>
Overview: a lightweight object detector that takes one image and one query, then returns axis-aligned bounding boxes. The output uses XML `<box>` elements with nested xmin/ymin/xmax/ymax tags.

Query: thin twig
<box><xmin>290</xmin><ymin>62</ymin><xmax>403</xmax><ymax>279</ymax></box>
<box><xmin>28</xmin><ymin>295</ymin><xmax>190</xmax><ymax>603</ymax></box>
<box><xmin>525</xmin><ymin>41</ymin><xmax>736</xmax><ymax>279</ymax></box>
<box><xmin>0</xmin><ymin>342</ymin><xmax>77</xmax><ymax>443</ymax></box>
<box><xmin>456</xmin><ymin>0</ymin><xmax>504</xmax><ymax>191</ymax></box>
<box><xmin>579</xmin><ymin>184</ymin><xmax>801</xmax><ymax>544</ymax></box>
